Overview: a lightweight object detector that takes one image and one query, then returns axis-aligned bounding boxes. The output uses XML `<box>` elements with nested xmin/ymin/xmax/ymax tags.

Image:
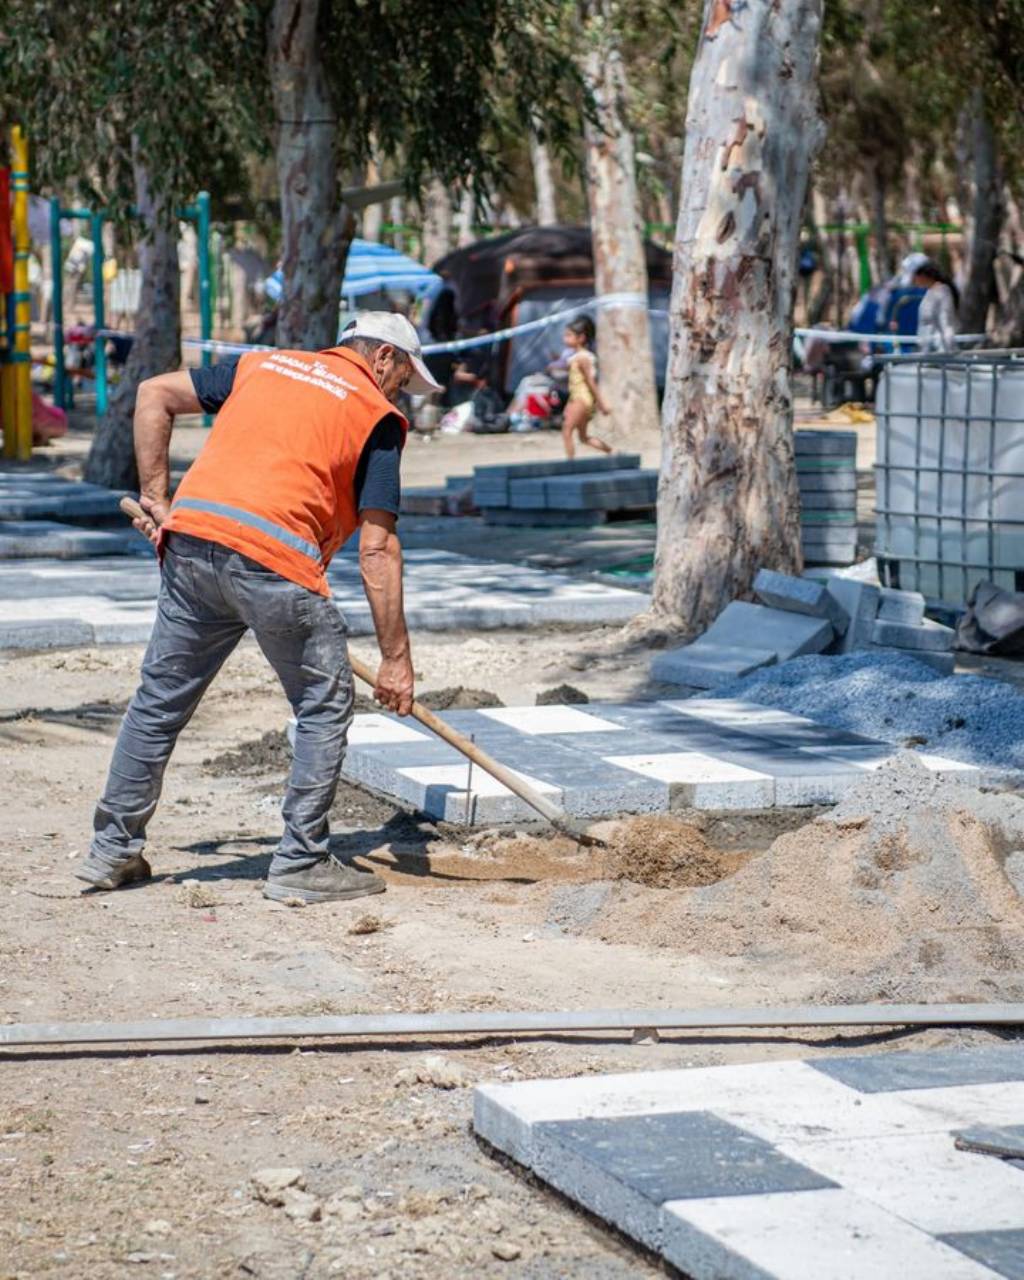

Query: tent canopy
<box><xmin>263</xmin><ymin>239</ymin><xmax>441</xmax><ymax>304</ymax></box>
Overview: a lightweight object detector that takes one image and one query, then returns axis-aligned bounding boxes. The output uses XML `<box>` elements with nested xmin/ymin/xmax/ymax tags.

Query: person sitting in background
<box><xmin>561</xmin><ymin>316</ymin><xmax>612</xmax><ymax>459</ymax></box>
<box><xmin>913</xmin><ymin>259</ymin><xmax>960</xmax><ymax>353</ymax></box>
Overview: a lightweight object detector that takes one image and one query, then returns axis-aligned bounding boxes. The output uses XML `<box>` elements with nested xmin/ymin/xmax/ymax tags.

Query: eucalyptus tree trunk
<box><xmin>84</xmin><ymin>155</ymin><xmax>179</xmax><ymax>491</ymax></box>
<box><xmin>580</xmin><ymin>1</ymin><xmax>658</xmax><ymax>440</ymax></box>
<box><xmin>455</xmin><ymin>190</ymin><xmax>475</xmax><ymax>247</ymax></box>
<box><xmin>869</xmin><ymin>162</ymin><xmax>893</xmax><ymax>282</ymax></box>
<box><xmin>362</xmin><ymin>154</ymin><xmax>383</xmax><ymax>242</ymax></box>
<box><xmin>959</xmin><ymin>91</ymin><xmax>1003</xmax><ymax>336</ymax></box>
<box><xmin>420</xmin><ymin>179</ymin><xmax>453</xmax><ymax>266</ymax></box>
<box><xmin>650</xmin><ymin>0</ymin><xmax>825</xmax><ymax>634</ymax></box>
<box><xmin>530</xmin><ymin>133</ymin><xmax>558</xmax><ymax>225</ymax></box>
<box><xmin>269</xmin><ymin>0</ymin><xmax>352</xmax><ymax>349</ymax></box>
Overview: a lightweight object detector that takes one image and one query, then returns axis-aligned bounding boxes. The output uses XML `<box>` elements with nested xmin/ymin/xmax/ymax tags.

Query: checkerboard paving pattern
<box><xmin>474</xmin><ymin>1044</ymin><xmax>1024</xmax><ymax>1279</ymax></box>
<box><xmin>0</xmin><ymin>548</ymin><xmax>647</xmax><ymax>650</ymax></box>
<box><xmin>338</xmin><ymin>697</ymin><xmax>985</xmax><ymax>821</ymax></box>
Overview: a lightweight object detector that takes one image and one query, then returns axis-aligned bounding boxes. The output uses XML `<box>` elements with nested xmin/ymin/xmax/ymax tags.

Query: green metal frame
<box><xmin>49</xmin><ymin>192</ymin><xmax>213</xmax><ymax>421</ymax></box>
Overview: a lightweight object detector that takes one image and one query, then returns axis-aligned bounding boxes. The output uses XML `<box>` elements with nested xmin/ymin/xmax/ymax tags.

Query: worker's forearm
<box><xmin>134</xmin><ymin>387</ymin><xmax>174</xmax><ymax>504</ymax></box>
<box><xmin>360</xmin><ymin>535</ymin><xmax>410</xmax><ymax>660</ymax></box>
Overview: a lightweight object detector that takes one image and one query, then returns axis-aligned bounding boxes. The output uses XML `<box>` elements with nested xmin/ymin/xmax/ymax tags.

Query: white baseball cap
<box><xmin>340</xmin><ymin>312</ymin><xmax>442</xmax><ymax>395</ymax></box>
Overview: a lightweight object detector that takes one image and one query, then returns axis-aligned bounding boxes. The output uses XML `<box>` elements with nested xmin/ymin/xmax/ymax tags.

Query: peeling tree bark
<box><xmin>959</xmin><ymin>92</ymin><xmax>1003</xmax><ymax>336</ymax></box>
<box><xmin>650</xmin><ymin>0</ymin><xmax>825</xmax><ymax>635</ymax></box>
<box><xmin>580</xmin><ymin>1</ymin><xmax>659</xmax><ymax>440</ymax></box>
<box><xmin>84</xmin><ymin>153</ymin><xmax>179</xmax><ymax>490</ymax></box>
<box><xmin>269</xmin><ymin>0</ymin><xmax>353</xmax><ymax>349</ymax></box>
<box><xmin>530</xmin><ymin>133</ymin><xmax>558</xmax><ymax>225</ymax></box>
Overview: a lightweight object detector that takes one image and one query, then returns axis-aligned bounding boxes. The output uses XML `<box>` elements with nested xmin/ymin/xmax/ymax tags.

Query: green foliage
<box><xmin>0</xmin><ymin>0</ymin><xmax>267</xmax><ymax>219</ymax></box>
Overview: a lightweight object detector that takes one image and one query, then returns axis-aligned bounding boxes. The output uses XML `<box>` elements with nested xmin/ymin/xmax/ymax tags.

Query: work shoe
<box><xmin>263</xmin><ymin>855</ymin><xmax>386</xmax><ymax>904</ymax></box>
<box><xmin>74</xmin><ymin>852</ymin><xmax>152</xmax><ymax>891</ymax></box>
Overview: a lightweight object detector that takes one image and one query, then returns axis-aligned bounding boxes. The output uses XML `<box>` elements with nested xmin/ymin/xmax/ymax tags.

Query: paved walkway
<box><xmin>0</xmin><ymin>549</ymin><xmax>648</xmax><ymax>650</ymax></box>
<box><xmin>475</xmin><ymin>1043</ymin><xmax>1024</xmax><ymax>1279</ymax></box>
<box><xmin>336</xmin><ymin>698</ymin><xmax>981</xmax><ymax>821</ymax></box>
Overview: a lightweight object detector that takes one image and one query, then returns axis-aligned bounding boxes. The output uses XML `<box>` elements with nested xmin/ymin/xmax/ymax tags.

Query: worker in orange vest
<box><xmin>76</xmin><ymin>313</ymin><xmax>441</xmax><ymax>905</ymax></box>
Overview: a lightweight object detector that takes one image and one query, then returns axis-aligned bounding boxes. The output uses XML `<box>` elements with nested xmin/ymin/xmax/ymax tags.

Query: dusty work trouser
<box><xmin>89</xmin><ymin>532</ymin><xmax>354</xmax><ymax>875</ymax></box>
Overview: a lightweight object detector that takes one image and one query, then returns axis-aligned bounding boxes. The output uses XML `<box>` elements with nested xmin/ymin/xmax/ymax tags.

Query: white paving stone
<box><xmin>775</xmin><ymin>1131</ymin><xmax>1024</xmax><ymax>1234</ymax></box>
<box><xmin>478</xmin><ymin>706</ymin><xmax>628</xmax><ymax>735</ymax></box>
<box><xmin>604</xmin><ymin>747</ymin><xmax>773</xmax><ymax>808</ymax></box>
<box><xmin>346</xmin><ymin>714</ymin><xmax>430</xmax><ymax>746</ymax></box>
<box><xmin>664</xmin><ymin>1189</ymin><xmax>996</xmax><ymax>1280</ymax></box>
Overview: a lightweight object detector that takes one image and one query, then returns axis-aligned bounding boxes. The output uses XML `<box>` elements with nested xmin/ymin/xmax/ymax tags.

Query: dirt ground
<box><xmin>2</xmin><ymin>629</ymin><xmax>1020</xmax><ymax>1280</ymax></box>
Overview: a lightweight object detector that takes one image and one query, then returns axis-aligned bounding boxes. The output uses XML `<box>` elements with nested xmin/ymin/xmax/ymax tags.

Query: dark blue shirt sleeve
<box><xmin>189</xmin><ymin>359</ymin><xmax>239</xmax><ymax>415</ymax></box>
<box><xmin>354</xmin><ymin>415</ymin><xmax>404</xmax><ymax>516</ymax></box>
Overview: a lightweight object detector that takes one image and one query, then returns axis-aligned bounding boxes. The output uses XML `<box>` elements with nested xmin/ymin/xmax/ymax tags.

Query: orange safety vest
<box><xmin>162</xmin><ymin>346</ymin><xmax>406</xmax><ymax>597</ymax></box>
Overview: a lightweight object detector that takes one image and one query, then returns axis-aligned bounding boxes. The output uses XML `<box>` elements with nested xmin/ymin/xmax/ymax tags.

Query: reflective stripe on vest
<box><xmin>171</xmin><ymin>498</ymin><xmax>322</xmax><ymax>564</ymax></box>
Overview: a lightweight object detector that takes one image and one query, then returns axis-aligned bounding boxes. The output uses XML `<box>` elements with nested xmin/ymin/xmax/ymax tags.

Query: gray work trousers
<box><xmin>90</xmin><ymin>532</ymin><xmax>354</xmax><ymax>875</ymax></box>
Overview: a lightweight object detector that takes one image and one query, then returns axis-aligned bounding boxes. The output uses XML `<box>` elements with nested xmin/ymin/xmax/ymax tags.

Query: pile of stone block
<box><xmin>399</xmin><ymin>475</ymin><xmax>475</xmax><ymax>517</ymax></box>
<box><xmin>796</xmin><ymin>429</ymin><xmax>858</xmax><ymax>566</ymax></box>
<box><xmin>472</xmin><ymin>455</ymin><xmax>656</xmax><ymax>527</ymax></box>
<box><xmin>651</xmin><ymin>568</ymin><xmax>955</xmax><ymax>688</ymax></box>
<box><xmin>0</xmin><ymin>475</ymin><xmax>135</xmax><ymax>560</ymax></box>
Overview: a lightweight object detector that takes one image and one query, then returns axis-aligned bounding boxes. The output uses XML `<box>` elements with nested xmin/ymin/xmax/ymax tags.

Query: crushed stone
<box><xmin>710</xmin><ymin>650</ymin><xmax>1024</xmax><ymax>770</ymax></box>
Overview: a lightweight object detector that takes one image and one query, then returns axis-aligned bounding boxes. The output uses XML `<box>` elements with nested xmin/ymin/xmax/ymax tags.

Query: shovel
<box><xmin>119</xmin><ymin>496</ymin><xmax>605</xmax><ymax>848</ymax></box>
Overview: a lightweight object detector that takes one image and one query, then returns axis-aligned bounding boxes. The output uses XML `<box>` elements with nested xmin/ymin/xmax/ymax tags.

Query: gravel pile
<box><xmin>711</xmin><ymin>651</ymin><xmax>1024</xmax><ymax>770</ymax></box>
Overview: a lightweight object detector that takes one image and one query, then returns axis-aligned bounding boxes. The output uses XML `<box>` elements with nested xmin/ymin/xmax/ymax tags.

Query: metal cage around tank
<box><xmin>874</xmin><ymin>351</ymin><xmax>1024</xmax><ymax>604</ymax></box>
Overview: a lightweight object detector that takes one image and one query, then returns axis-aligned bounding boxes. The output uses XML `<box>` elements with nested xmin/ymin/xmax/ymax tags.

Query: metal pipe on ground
<box><xmin>2</xmin><ymin>1005</ymin><xmax>1022</xmax><ymax>1051</ymax></box>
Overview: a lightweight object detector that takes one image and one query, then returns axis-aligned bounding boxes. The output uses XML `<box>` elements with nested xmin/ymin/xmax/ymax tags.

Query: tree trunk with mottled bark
<box><xmin>869</xmin><ymin>162</ymin><xmax>893</xmax><ymax>282</ymax></box>
<box><xmin>84</xmin><ymin>155</ymin><xmax>179</xmax><ymax>490</ymax></box>
<box><xmin>959</xmin><ymin>91</ymin><xmax>1003</xmax><ymax>336</ymax></box>
<box><xmin>530</xmin><ymin>133</ymin><xmax>558</xmax><ymax>225</ymax></box>
<box><xmin>269</xmin><ymin>0</ymin><xmax>352</xmax><ymax>349</ymax></box>
<box><xmin>650</xmin><ymin>0</ymin><xmax>825</xmax><ymax>634</ymax></box>
<box><xmin>420</xmin><ymin>179</ymin><xmax>453</xmax><ymax>267</ymax></box>
<box><xmin>580</xmin><ymin>1</ymin><xmax>659</xmax><ymax>440</ymax></box>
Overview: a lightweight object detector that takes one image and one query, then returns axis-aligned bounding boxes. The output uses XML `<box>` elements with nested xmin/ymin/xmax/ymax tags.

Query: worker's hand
<box><xmin>134</xmin><ymin>494</ymin><xmax>169</xmax><ymax>546</ymax></box>
<box><xmin>374</xmin><ymin>653</ymin><xmax>415</xmax><ymax>717</ymax></box>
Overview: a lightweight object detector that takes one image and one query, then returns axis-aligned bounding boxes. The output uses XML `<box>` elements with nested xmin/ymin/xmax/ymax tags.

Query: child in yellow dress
<box><xmin>561</xmin><ymin>316</ymin><xmax>612</xmax><ymax>458</ymax></box>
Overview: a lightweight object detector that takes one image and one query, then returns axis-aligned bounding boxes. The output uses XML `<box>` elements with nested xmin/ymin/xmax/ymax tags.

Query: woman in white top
<box><xmin>913</xmin><ymin>259</ymin><xmax>960</xmax><ymax>353</ymax></box>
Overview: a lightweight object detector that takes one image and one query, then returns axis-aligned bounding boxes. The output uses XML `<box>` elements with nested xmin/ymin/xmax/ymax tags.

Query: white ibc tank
<box><xmin>875</xmin><ymin>358</ymin><xmax>1024</xmax><ymax>602</ymax></box>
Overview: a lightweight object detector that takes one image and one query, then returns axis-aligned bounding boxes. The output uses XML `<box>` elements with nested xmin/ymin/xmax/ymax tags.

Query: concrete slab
<box><xmin>872</xmin><ymin>617</ymin><xmax>955</xmax><ymax>652</ymax></box>
<box><xmin>0</xmin><ymin>521</ymin><xmax>144</xmax><ymax>559</ymax></box>
<box><xmin>823</xmin><ymin>578</ymin><xmax>881</xmax><ymax>653</ymax></box>
<box><xmin>475</xmin><ymin>1045</ymin><xmax>1024</xmax><ymax>1280</ymax></box>
<box><xmin>650</xmin><ymin>644</ymin><xmax>778</xmax><ymax>690</ymax></box>
<box><xmin>878</xmin><ymin>587</ymin><xmax>927</xmax><ymax>625</ymax></box>
<box><xmin>753</xmin><ymin>569</ymin><xmax>850</xmax><ymax>633</ymax></box>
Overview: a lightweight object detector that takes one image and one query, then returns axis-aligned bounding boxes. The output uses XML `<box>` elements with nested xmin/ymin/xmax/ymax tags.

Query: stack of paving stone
<box><xmin>651</xmin><ymin>568</ymin><xmax>955</xmax><ymax>688</ymax></box>
<box><xmin>399</xmin><ymin>475</ymin><xmax>475</xmax><ymax>517</ymax></box>
<box><xmin>796</xmin><ymin>429</ymin><xmax>858</xmax><ymax>566</ymax></box>
<box><xmin>473</xmin><ymin>454</ymin><xmax>655</xmax><ymax>527</ymax></box>
<box><xmin>0</xmin><ymin>474</ymin><xmax>137</xmax><ymax>559</ymax></box>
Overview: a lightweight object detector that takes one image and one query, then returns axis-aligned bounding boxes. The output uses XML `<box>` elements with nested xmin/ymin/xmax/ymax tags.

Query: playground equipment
<box><xmin>49</xmin><ymin>191</ymin><xmax>212</xmax><ymax>416</ymax></box>
<box><xmin>1</xmin><ymin>127</ymin><xmax>33</xmax><ymax>461</ymax></box>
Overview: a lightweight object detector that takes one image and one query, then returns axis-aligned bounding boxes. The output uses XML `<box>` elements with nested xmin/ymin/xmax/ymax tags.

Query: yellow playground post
<box><xmin>8</xmin><ymin>126</ymin><xmax>33</xmax><ymax>460</ymax></box>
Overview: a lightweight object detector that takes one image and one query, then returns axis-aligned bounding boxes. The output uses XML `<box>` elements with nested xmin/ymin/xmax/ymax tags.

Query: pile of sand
<box><xmin>592</xmin><ymin>754</ymin><xmax>1024</xmax><ymax>1002</ymax></box>
<box><xmin>601</xmin><ymin>816</ymin><xmax>748</xmax><ymax>889</ymax></box>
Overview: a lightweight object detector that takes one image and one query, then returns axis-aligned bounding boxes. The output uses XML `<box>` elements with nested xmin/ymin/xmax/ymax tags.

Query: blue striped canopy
<box><xmin>263</xmin><ymin>239</ymin><xmax>440</xmax><ymax>304</ymax></box>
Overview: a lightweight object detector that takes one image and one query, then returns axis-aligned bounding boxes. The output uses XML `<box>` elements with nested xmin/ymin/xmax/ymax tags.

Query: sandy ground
<box><xmin>1</xmin><ymin>628</ymin><xmax>1019</xmax><ymax>1280</ymax></box>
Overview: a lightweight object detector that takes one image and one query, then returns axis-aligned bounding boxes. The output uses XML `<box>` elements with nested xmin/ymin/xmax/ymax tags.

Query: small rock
<box><xmin>180</xmin><ymin>879</ymin><xmax>217</xmax><ymax>909</ymax></box>
<box><xmin>251</xmin><ymin>1167</ymin><xmax>305</xmax><ymax>1205</ymax></box>
<box><xmin>323</xmin><ymin>1194</ymin><xmax>363</xmax><ymax>1222</ymax></box>
<box><xmin>280</xmin><ymin>896</ymin><xmax>306</xmax><ymax>909</ymax></box>
<box><xmin>349</xmin><ymin>913</ymin><xmax>389</xmax><ymax>935</ymax></box>
<box><xmin>492</xmin><ymin>1241</ymin><xmax>522</xmax><ymax>1261</ymax></box>
<box><xmin>143</xmin><ymin>1220</ymin><xmax>172</xmax><ymax>1237</ymax></box>
<box><xmin>281</xmin><ymin>1187</ymin><xmax>321</xmax><ymax>1222</ymax></box>
<box><xmin>419</xmin><ymin>1054</ymin><xmax>471</xmax><ymax>1089</ymax></box>
<box><xmin>394</xmin><ymin>1066</ymin><xmax>418</xmax><ymax>1087</ymax></box>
